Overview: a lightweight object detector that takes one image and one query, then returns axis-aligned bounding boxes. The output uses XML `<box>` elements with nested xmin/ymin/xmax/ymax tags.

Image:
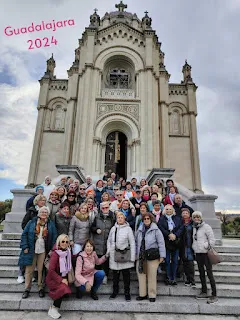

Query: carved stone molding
<box><xmin>97</xmin><ymin>103</ymin><xmax>139</xmax><ymax>121</ymax></box>
<box><xmin>93</xmin><ymin>136</ymin><xmax>101</xmax><ymax>144</ymax></box>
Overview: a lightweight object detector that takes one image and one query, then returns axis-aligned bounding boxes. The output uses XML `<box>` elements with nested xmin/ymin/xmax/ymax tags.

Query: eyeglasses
<box><xmin>144</xmin><ymin>217</ymin><xmax>150</xmax><ymax>221</ymax></box>
<box><xmin>61</xmin><ymin>240</ymin><xmax>69</xmax><ymax>244</ymax></box>
<box><xmin>193</xmin><ymin>216</ymin><xmax>201</xmax><ymax>219</ymax></box>
<box><xmin>102</xmin><ymin>207</ymin><xmax>109</xmax><ymax>209</ymax></box>
<box><xmin>79</xmin><ymin>188</ymin><xmax>86</xmax><ymax>190</ymax></box>
<box><xmin>116</xmin><ymin>194</ymin><xmax>122</xmax><ymax>197</ymax></box>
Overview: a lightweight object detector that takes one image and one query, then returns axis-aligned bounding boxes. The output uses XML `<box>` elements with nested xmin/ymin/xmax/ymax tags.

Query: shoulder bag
<box><xmin>114</xmin><ymin>228</ymin><xmax>131</xmax><ymax>263</ymax></box>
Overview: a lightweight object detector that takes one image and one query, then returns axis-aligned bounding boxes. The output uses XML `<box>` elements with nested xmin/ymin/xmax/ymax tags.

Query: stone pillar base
<box><xmin>189</xmin><ymin>194</ymin><xmax>222</xmax><ymax>245</ymax></box>
<box><xmin>146</xmin><ymin>168</ymin><xmax>175</xmax><ymax>185</ymax></box>
<box><xmin>3</xmin><ymin>189</ymin><xmax>34</xmax><ymax>234</ymax></box>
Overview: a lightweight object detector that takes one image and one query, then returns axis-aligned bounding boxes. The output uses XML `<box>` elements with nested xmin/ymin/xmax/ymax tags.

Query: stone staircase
<box><xmin>0</xmin><ymin>234</ymin><xmax>240</xmax><ymax>315</ymax></box>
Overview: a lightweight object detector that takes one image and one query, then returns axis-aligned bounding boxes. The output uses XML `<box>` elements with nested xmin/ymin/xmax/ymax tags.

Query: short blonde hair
<box><xmin>162</xmin><ymin>204</ymin><xmax>176</xmax><ymax>215</ymax></box>
<box><xmin>34</xmin><ymin>194</ymin><xmax>46</xmax><ymax>205</ymax></box>
<box><xmin>115</xmin><ymin>211</ymin><xmax>126</xmax><ymax>219</ymax></box>
<box><xmin>56</xmin><ymin>234</ymin><xmax>70</xmax><ymax>249</ymax></box>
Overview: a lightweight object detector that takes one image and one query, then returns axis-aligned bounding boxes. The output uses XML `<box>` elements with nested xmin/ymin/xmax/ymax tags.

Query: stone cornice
<box><xmin>97</xmin><ymin>22</ymin><xmax>144</xmax><ymax>39</ymax></box>
<box><xmin>66</xmin><ymin>98</ymin><xmax>77</xmax><ymax>103</ymax></box>
<box><xmin>96</xmin><ymin>97</ymin><xmax>141</xmax><ymax>103</ymax></box>
<box><xmin>37</xmin><ymin>104</ymin><xmax>47</xmax><ymax>110</ymax></box>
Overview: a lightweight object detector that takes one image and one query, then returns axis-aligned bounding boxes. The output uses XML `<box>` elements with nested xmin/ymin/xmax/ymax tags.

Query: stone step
<box><xmin>215</xmin><ymin>245</ymin><xmax>240</xmax><ymax>254</ymax></box>
<box><xmin>1</xmin><ymin>233</ymin><xmax>21</xmax><ymax>240</ymax></box>
<box><xmin>0</xmin><ymin>293</ymin><xmax>239</xmax><ymax>315</ymax></box>
<box><xmin>219</xmin><ymin>253</ymin><xmax>240</xmax><ymax>262</ymax></box>
<box><xmin>0</xmin><ymin>248</ymin><xmax>20</xmax><ymax>256</ymax></box>
<box><xmin>0</xmin><ymin>240</ymin><xmax>20</xmax><ymax>247</ymax></box>
<box><xmin>0</xmin><ymin>279</ymin><xmax>240</xmax><ymax>298</ymax></box>
<box><xmin>1</xmin><ymin>266</ymin><xmax>240</xmax><ymax>284</ymax></box>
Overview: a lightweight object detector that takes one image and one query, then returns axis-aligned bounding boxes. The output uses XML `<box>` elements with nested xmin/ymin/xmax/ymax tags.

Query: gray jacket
<box><xmin>135</xmin><ymin>222</ymin><xmax>166</xmax><ymax>259</ymax></box>
<box><xmin>47</xmin><ymin>201</ymin><xmax>61</xmax><ymax>221</ymax></box>
<box><xmin>68</xmin><ymin>216</ymin><xmax>90</xmax><ymax>246</ymax></box>
<box><xmin>192</xmin><ymin>222</ymin><xmax>215</xmax><ymax>253</ymax></box>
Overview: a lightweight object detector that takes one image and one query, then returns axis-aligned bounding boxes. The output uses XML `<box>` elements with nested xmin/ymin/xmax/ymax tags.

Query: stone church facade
<box><xmin>27</xmin><ymin>1</ymin><xmax>202</xmax><ymax>193</ymax></box>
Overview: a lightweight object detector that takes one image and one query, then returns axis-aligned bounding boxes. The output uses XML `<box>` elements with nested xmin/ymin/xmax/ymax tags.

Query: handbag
<box><xmin>145</xmin><ymin>248</ymin><xmax>160</xmax><ymax>261</ymax></box>
<box><xmin>114</xmin><ymin>228</ymin><xmax>131</xmax><ymax>263</ymax></box>
<box><xmin>44</xmin><ymin>250</ymin><xmax>52</xmax><ymax>270</ymax></box>
<box><xmin>67</xmin><ymin>268</ymin><xmax>75</xmax><ymax>284</ymax></box>
<box><xmin>207</xmin><ymin>246</ymin><xmax>221</xmax><ymax>265</ymax></box>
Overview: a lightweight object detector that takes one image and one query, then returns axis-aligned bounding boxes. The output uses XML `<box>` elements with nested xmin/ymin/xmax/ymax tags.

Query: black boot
<box><xmin>22</xmin><ymin>290</ymin><xmax>30</xmax><ymax>299</ymax></box>
<box><xmin>91</xmin><ymin>290</ymin><xmax>99</xmax><ymax>300</ymax></box>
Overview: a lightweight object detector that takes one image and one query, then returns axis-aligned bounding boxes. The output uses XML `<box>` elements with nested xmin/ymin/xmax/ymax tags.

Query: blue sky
<box><xmin>0</xmin><ymin>0</ymin><xmax>240</xmax><ymax>211</ymax></box>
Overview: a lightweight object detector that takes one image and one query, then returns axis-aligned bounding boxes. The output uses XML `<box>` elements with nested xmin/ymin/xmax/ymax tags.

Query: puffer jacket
<box><xmin>192</xmin><ymin>222</ymin><xmax>215</xmax><ymax>253</ymax></box>
<box><xmin>68</xmin><ymin>215</ymin><xmax>90</xmax><ymax>246</ymax></box>
<box><xmin>135</xmin><ymin>222</ymin><xmax>166</xmax><ymax>259</ymax></box>
<box><xmin>107</xmin><ymin>222</ymin><xmax>135</xmax><ymax>270</ymax></box>
<box><xmin>91</xmin><ymin>211</ymin><xmax>115</xmax><ymax>256</ymax></box>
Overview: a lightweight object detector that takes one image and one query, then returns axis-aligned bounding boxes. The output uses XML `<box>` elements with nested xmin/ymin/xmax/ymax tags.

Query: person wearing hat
<box><xmin>26</xmin><ymin>185</ymin><xmax>44</xmax><ymax>211</ymax></box>
<box><xmin>180</xmin><ymin>208</ymin><xmax>196</xmax><ymax>287</ymax></box>
<box><xmin>192</xmin><ymin>211</ymin><xmax>217</xmax><ymax>304</ymax></box>
<box><xmin>18</xmin><ymin>206</ymin><xmax>57</xmax><ymax>299</ymax></box>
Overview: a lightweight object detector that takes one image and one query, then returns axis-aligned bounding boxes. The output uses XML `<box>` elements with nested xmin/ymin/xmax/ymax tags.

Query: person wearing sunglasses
<box><xmin>46</xmin><ymin>234</ymin><xmax>73</xmax><ymax>319</ymax></box>
<box><xmin>135</xmin><ymin>212</ymin><xmax>166</xmax><ymax>302</ymax></box>
<box><xmin>192</xmin><ymin>211</ymin><xmax>217</xmax><ymax>304</ymax></box>
<box><xmin>65</xmin><ymin>190</ymin><xmax>79</xmax><ymax>216</ymax></box>
<box><xmin>77</xmin><ymin>184</ymin><xmax>87</xmax><ymax>205</ymax></box>
<box><xmin>91</xmin><ymin>202</ymin><xmax>115</xmax><ymax>284</ymax></box>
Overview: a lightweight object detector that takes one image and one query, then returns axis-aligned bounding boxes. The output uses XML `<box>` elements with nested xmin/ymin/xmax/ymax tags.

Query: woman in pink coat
<box><xmin>75</xmin><ymin>239</ymin><xmax>107</xmax><ymax>300</ymax></box>
<box><xmin>46</xmin><ymin>234</ymin><xmax>72</xmax><ymax>319</ymax></box>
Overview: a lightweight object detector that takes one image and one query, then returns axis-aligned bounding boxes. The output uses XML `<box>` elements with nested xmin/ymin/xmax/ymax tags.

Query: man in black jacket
<box><xmin>173</xmin><ymin>194</ymin><xmax>194</xmax><ymax>217</ymax></box>
<box><xmin>129</xmin><ymin>189</ymin><xmax>143</xmax><ymax>216</ymax></box>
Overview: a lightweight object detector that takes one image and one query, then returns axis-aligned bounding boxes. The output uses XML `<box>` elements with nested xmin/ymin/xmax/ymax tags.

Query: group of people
<box><xmin>18</xmin><ymin>174</ymin><xmax>218</xmax><ymax>319</ymax></box>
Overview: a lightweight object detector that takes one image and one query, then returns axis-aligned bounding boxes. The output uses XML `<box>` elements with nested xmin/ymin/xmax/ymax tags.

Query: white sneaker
<box><xmin>102</xmin><ymin>276</ymin><xmax>108</xmax><ymax>285</ymax></box>
<box><xmin>48</xmin><ymin>306</ymin><xmax>61</xmax><ymax>319</ymax></box>
<box><xmin>17</xmin><ymin>276</ymin><xmax>24</xmax><ymax>284</ymax></box>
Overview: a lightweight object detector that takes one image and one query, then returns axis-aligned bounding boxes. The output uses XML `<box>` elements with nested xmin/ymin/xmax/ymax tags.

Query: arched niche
<box><xmin>168</xmin><ymin>102</ymin><xmax>189</xmax><ymax>136</ymax></box>
<box><xmin>45</xmin><ymin>98</ymin><xmax>67</xmax><ymax>131</ymax></box>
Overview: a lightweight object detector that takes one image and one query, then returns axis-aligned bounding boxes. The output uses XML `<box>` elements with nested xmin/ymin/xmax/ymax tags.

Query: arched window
<box><xmin>172</xmin><ymin>110</ymin><xmax>180</xmax><ymax>134</ymax></box>
<box><xmin>54</xmin><ymin>106</ymin><xmax>63</xmax><ymax>130</ymax></box>
<box><xmin>103</xmin><ymin>56</ymin><xmax>135</xmax><ymax>90</ymax></box>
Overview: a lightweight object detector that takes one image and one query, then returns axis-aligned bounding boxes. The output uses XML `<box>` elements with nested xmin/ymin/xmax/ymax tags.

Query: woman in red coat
<box><xmin>46</xmin><ymin>234</ymin><xmax>72</xmax><ymax>319</ymax></box>
<box><xmin>164</xmin><ymin>186</ymin><xmax>177</xmax><ymax>206</ymax></box>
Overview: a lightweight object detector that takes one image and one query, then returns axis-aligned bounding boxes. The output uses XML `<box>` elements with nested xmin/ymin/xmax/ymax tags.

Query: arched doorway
<box><xmin>105</xmin><ymin>131</ymin><xmax>127</xmax><ymax>179</ymax></box>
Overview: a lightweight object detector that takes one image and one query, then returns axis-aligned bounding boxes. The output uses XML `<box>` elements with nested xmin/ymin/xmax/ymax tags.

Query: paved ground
<box><xmin>0</xmin><ymin>312</ymin><xmax>239</xmax><ymax>320</ymax></box>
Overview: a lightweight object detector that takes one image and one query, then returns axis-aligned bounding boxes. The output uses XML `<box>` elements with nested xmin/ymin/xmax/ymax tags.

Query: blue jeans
<box><xmin>165</xmin><ymin>249</ymin><xmax>179</xmax><ymax>281</ymax></box>
<box><xmin>78</xmin><ymin>270</ymin><xmax>105</xmax><ymax>293</ymax></box>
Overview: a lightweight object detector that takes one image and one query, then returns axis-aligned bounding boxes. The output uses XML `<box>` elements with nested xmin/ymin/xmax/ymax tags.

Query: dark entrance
<box><xmin>105</xmin><ymin>131</ymin><xmax>127</xmax><ymax>179</ymax></box>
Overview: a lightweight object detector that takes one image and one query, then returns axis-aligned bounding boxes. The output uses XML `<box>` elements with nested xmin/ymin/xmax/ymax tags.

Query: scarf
<box><xmin>35</xmin><ymin>218</ymin><xmax>48</xmax><ymax>238</ymax></box>
<box><xmin>183</xmin><ymin>217</ymin><xmax>191</xmax><ymax>225</ymax></box>
<box><xmin>48</xmin><ymin>199</ymin><xmax>60</xmax><ymax>205</ymax></box>
<box><xmin>138</xmin><ymin>225</ymin><xmax>150</xmax><ymax>274</ymax></box>
<box><xmin>142</xmin><ymin>195</ymin><xmax>150</xmax><ymax>201</ymax></box>
<box><xmin>75</xmin><ymin>211</ymin><xmax>89</xmax><ymax>221</ymax></box>
<box><xmin>169</xmin><ymin>193</ymin><xmax>176</xmax><ymax>203</ymax></box>
<box><xmin>165</xmin><ymin>214</ymin><xmax>175</xmax><ymax>231</ymax></box>
<box><xmin>55</xmin><ymin>248</ymin><xmax>72</xmax><ymax>277</ymax></box>
<box><xmin>59</xmin><ymin>209</ymin><xmax>69</xmax><ymax>217</ymax></box>
<box><xmin>97</xmin><ymin>187</ymin><xmax>103</xmax><ymax>192</ymax></box>
<box><xmin>152</xmin><ymin>209</ymin><xmax>161</xmax><ymax>223</ymax></box>
<box><xmin>120</xmin><ymin>208</ymin><xmax>129</xmax><ymax>217</ymax></box>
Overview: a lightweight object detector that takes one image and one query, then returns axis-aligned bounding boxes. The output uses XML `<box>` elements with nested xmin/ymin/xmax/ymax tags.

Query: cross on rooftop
<box><xmin>94</xmin><ymin>8</ymin><xmax>98</xmax><ymax>14</ymax></box>
<box><xmin>144</xmin><ymin>11</ymin><xmax>149</xmax><ymax>15</ymax></box>
<box><xmin>115</xmin><ymin>1</ymin><xmax>127</xmax><ymax>12</ymax></box>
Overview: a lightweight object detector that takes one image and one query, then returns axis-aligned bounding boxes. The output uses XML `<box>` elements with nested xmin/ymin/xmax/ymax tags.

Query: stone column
<box><xmin>100</xmin><ymin>143</ymin><xmax>106</xmax><ymax>176</ymax></box>
<box><xmin>189</xmin><ymin>194</ymin><xmax>222</xmax><ymax>245</ymax></box>
<box><xmin>189</xmin><ymin>112</ymin><xmax>202</xmax><ymax>193</ymax></box>
<box><xmin>63</xmin><ymin>98</ymin><xmax>76</xmax><ymax>164</ymax></box>
<box><xmin>160</xmin><ymin>102</ymin><xmax>169</xmax><ymax>168</ymax></box>
<box><xmin>27</xmin><ymin>105</ymin><xmax>45</xmax><ymax>185</ymax></box>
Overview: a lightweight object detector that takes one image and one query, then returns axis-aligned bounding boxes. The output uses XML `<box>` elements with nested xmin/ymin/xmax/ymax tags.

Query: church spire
<box><xmin>89</xmin><ymin>8</ymin><xmax>100</xmax><ymax>28</ymax></box>
<box><xmin>182</xmin><ymin>59</ymin><xmax>193</xmax><ymax>84</ymax></box>
<box><xmin>142</xmin><ymin>10</ymin><xmax>152</xmax><ymax>29</ymax></box>
<box><xmin>115</xmin><ymin>1</ymin><xmax>127</xmax><ymax>12</ymax></box>
<box><xmin>43</xmin><ymin>53</ymin><xmax>56</xmax><ymax>79</ymax></box>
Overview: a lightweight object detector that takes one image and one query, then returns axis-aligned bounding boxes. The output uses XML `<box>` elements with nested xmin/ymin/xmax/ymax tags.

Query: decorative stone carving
<box><xmin>101</xmin><ymin>89</ymin><xmax>135</xmax><ymax>99</ymax></box>
<box><xmin>97</xmin><ymin>103</ymin><xmax>139</xmax><ymax>121</ymax></box>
